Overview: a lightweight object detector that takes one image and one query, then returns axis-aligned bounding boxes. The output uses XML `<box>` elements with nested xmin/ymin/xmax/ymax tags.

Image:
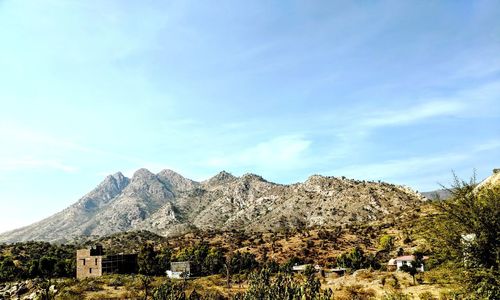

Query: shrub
<box><xmin>418</xmin><ymin>291</ymin><xmax>435</xmax><ymax>300</ymax></box>
<box><xmin>425</xmin><ymin>174</ymin><xmax>500</xmax><ymax>298</ymax></box>
<box><xmin>383</xmin><ymin>290</ymin><xmax>411</xmax><ymax>300</ymax></box>
<box><xmin>342</xmin><ymin>284</ymin><xmax>376</xmax><ymax>300</ymax></box>
<box><xmin>233</xmin><ymin>267</ymin><xmax>333</xmax><ymax>300</ymax></box>
<box><xmin>108</xmin><ymin>276</ymin><xmax>125</xmax><ymax>287</ymax></box>
<box><xmin>379</xmin><ymin>235</ymin><xmax>395</xmax><ymax>251</ymax></box>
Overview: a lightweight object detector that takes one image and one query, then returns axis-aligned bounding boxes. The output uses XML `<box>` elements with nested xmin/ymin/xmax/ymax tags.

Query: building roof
<box><xmin>292</xmin><ymin>264</ymin><xmax>322</xmax><ymax>271</ymax></box>
<box><xmin>395</xmin><ymin>255</ymin><xmax>417</xmax><ymax>261</ymax></box>
<box><xmin>388</xmin><ymin>255</ymin><xmax>429</xmax><ymax>264</ymax></box>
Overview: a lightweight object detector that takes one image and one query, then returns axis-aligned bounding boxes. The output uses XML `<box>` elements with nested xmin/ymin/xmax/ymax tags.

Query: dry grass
<box><xmin>54</xmin><ymin>268</ymin><xmax>459</xmax><ymax>300</ymax></box>
<box><xmin>322</xmin><ymin>269</ymin><xmax>460</xmax><ymax>300</ymax></box>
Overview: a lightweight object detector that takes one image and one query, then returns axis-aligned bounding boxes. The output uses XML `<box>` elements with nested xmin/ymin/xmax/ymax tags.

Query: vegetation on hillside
<box><xmin>423</xmin><ymin>173</ymin><xmax>500</xmax><ymax>299</ymax></box>
<box><xmin>1</xmin><ymin>173</ymin><xmax>498</xmax><ymax>299</ymax></box>
<box><xmin>0</xmin><ymin>241</ymin><xmax>75</xmax><ymax>282</ymax></box>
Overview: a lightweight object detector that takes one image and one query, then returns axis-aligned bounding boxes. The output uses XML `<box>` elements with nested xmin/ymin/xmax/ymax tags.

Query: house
<box><xmin>76</xmin><ymin>244</ymin><xmax>138</xmax><ymax>279</ymax></box>
<box><xmin>292</xmin><ymin>264</ymin><xmax>322</xmax><ymax>272</ymax></box>
<box><xmin>292</xmin><ymin>264</ymin><xmax>346</xmax><ymax>276</ymax></box>
<box><xmin>166</xmin><ymin>261</ymin><xmax>191</xmax><ymax>279</ymax></box>
<box><xmin>387</xmin><ymin>255</ymin><xmax>427</xmax><ymax>272</ymax></box>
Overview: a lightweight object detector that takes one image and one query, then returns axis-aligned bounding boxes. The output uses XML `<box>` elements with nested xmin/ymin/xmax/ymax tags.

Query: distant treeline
<box><xmin>0</xmin><ymin>238</ymin><xmax>383</xmax><ymax>283</ymax></box>
<box><xmin>0</xmin><ymin>241</ymin><xmax>76</xmax><ymax>281</ymax></box>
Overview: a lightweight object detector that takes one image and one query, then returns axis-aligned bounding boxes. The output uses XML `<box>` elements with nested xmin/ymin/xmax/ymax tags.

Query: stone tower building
<box><xmin>76</xmin><ymin>244</ymin><xmax>137</xmax><ymax>279</ymax></box>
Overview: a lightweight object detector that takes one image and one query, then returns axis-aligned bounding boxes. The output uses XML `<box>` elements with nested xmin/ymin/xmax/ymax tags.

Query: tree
<box><xmin>378</xmin><ymin>235</ymin><xmax>395</xmax><ymax>252</ymax></box>
<box><xmin>138</xmin><ymin>244</ymin><xmax>162</xmax><ymax>275</ymax></box>
<box><xmin>28</xmin><ymin>260</ymin><xmax>40</xmax><ymax>277</ymax></box>
<box><xmin>38</xmin><ymin>256</ymin><xmax>56</xmax><ymax>278</ymax></box>
<box><xmin>157</xmin><ymin>247</ymin><xmax>172</xmax><ymax>273</ymax></box>
<box><xmin>138</xmin><ymin>274</ymin><xmax>153</xmax><ymax>300</ymax></box>
<box><xmin>337</xmin><ymin>246</ymin><xmax>372</xmax><ymax>270</ymax></box>
<box><xmin>202</xmin><ymin>248</ymin><xmax>224</xmax><ymax>275</ymax></box>
<box><xmin>425</xmin><ymin>173</ymin><xmax>500</xmax><ymax>298</ymax></box>
<box><xmin>231</xmin><ymin>251</ymin><xmax>258</xmax><ymax>274</ymax></box>
<box><xmin>400</xmin><ymin>255</ymin><xmax>423</xmax><ymax>285</ymax></box>
<box><xmin>234</xmin><ymin>267</ymin><xmax>333</xmax><ymax>299</ymax></box>
<box><xmin>0</xmin><ymin>257</ymin><xmax>17</xmax><ymax>281</ymax></box>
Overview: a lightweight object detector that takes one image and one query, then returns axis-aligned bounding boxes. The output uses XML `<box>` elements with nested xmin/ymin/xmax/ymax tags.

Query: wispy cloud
<box><xmin>0</xmin><ymin>121</ymin><xmax>157</xmax><ymax>173</ymax></box>
<box><xmin>473</xmin><ymin>140</ymin><xmax>500</xmax><ymax>152</ymax></box>
<box><xmin>332</xmin><ymin>153</ymin><xmax>468</xmax><ymax>181</ymax></box>
<box><xmin>336</xmin><ymin>80</ymin><xmax>500</xmax><ymax>137</ymax></box>
<box><xmin>205</xmin><ymin>135</ymin><xmax>311</xmax><ymax>171</ymax></box>
<box><xmin>0</xmin><ymin>158</ymin><xmax>78</xmax><ymax>173</ymax></box>
<box><xmin>361</xmin><ymin>100</ymin><xmax>466</xmax><ymax>128</ymax></box>
<box><xmin>328</xmin><ymin>140</ymin><xmax>500</xmax><ymax>189</ymax></box>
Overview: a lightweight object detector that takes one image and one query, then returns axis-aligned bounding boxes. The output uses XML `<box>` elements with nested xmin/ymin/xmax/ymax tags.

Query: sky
<box><xmin>0</xmin><ymin>0</ymin><xmax>499</xmax><ymax>234</ymax></box>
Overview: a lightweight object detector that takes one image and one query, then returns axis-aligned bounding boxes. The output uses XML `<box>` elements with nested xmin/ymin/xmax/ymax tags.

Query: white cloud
<box><xmin>0</xmin><ymin>157</ymin><xmax>78</xmax><ymax>173</ymax></box>
<box><xmin>205</xmin><ymin>135</ymin><xmax>311</xmax><ymax>170</ymax></box>
<box><xmin>328</xmin><ymin>140</ymin><xmax>500</xmax><ymax>189</ymax></box>
<box><xmin>474</xmin><ymin>140</ymin><xmax>500</xmax><ymax>152</ymax></box>
<box><xmin>361</xmin><ymin>100</ymin><xmax>466</xmax><ymax>128</ymax></box>
<box><xmin>331</xmin><ymin>81</ymin><xmax>500</xmax><ymax>140</ymax></box>
<box><xmin>332</xmin><ymin>153</ymin><xmax>468</xmax><ymax>181</ymax></box>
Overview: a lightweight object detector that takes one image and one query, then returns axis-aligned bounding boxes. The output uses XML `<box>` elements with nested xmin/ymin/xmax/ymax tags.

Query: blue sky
<box><xmin>0</xmin><ymin>0</ymin><xmax>499</xmax><ymax>233</ymax></box>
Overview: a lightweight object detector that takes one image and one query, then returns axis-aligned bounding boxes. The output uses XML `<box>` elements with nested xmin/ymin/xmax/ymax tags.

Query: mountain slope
<box><xmin>0</xmin><ymin>172</ymin><xmax>130</xmax><ymax>242</ymax></box>
<box><xmin>421</xmin><ymin>189</ymin><xmax>452</xmax><ymax>200</ymax></box>
<box><xmin>0</xmin><ymin>169</ymin><xmax>426</xmax><ymax>243</ymax></box>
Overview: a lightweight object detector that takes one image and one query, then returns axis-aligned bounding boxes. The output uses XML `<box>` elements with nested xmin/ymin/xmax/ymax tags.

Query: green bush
<box><xmin>383</xmin><ymin>290</ymin><xmax>411</xmax><ymax>300</ymax></box>
<box><xmin>233</xmin><ymin>267</ymin><xmax>333</xmax><ymax>300</ymax></box>
<box><xmin>418</xmin><ymin>291</ymin><xmax>435</xmax><ymax>300</ymax></box>
<box><xmin>379</xmin><ymin>235</ymin><xmax>395</xmax><ymax>251</ymax></box>
<box><xmin>425</xmin><ymin>174</ymin><xmax>500</xmax><ymax>299</ymax></box>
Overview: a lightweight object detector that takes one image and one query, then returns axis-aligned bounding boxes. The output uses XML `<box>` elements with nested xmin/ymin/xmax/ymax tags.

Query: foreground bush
<box><xmin>234</xmin><ymin>266</ymin><xmax>332</xmax><ymax>300</ymax></box>
<box><xmin>425</xmin><ymin>174</ymin><xmax>500</xmax><ymax>299</ymax></box>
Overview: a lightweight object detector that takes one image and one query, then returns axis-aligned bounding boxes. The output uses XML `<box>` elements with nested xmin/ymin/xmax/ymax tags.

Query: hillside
<box><xmin>0</xmin><ymin>169</ymin><xmax>426</xmax><ymax>243</ymax></box>
<box><xmin>0</xmin><ymin>205</ymin><xmax>450</xmax><ymax>299</ymax></box>
<box><xmin>421</xmin><ymin>189</ymin><xmax>451</xmax><ymax>200</ymax></box>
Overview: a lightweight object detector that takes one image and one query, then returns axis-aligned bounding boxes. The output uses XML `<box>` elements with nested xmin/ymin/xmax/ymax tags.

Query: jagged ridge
<box><xmin>0</xmin><ymin>169</ymin><xmax>426</xmax><ymax>243</ymax></box>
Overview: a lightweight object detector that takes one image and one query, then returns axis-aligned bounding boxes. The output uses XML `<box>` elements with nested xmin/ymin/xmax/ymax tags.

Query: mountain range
<box><xmin>0</xmin><ymin>169</ymin><xmax>427</xmax><ymax>243</ymax></box>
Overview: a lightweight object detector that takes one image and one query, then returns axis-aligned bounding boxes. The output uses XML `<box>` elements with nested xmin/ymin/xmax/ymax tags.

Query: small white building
<box><xmin>292</xmin><ymin>264</ymin><xmax>323</xmax><ymax>272</ymax></box>
<box><xmin>167</xmin><ymin>261</ymin><xmax>191</xmax><ymax>279</ymax></box>
<box><xmin>387</xmin><ymin>255</ymin><xmax>426</xmax><ymax>272</ymax></box>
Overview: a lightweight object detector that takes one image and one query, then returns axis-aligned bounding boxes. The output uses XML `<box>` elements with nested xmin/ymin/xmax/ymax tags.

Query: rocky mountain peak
<box><xmin>111</xmin><ymin>171</ymin><xmax>125</xmax><ymax>180</ymax></box>
<box><xmin>91</xmin><ymin>172</ymin><xmax>130</xmax><ymax>198</ymax></box>
<box><xmin>240</xmin><ymin>173</ymin><xmax>267</xmax><ymax>183</ymax></box>
<box><xmin>306</xmin><ymin>174</ymin><xmax>327</xmax><ymax>181</ymax></box>
<box><xmin>205</xmin><ymin>171</ymin><xmax>236</xmax><ymax>185</ymax></box>
<box><xmin>105</xmin><ymin>172</ymin><xmax>130</xmax><ymax>190</ymax></box>
<box><xmin>131</xmin><ymin>168</ymin><xmax>156</xmax><ymax>181</ymax></box>
<box><xmin>0</xmin><ymin>169</ymin><xmax>429</xmax><ymax>243</ymax></box>
<box><xmin>157</xmin><ymin>169</ymin><xmax>199</xmax><ymax>192</ymax></box>
<box><xmin>304</xmin><ymin>174</ymin><xmax>333</xmax><ymax>186</ymax></box>
<box><xmin>158</xmin><ymin>169</ymin><xmax>183</xmax><ymax>178</ymax></box>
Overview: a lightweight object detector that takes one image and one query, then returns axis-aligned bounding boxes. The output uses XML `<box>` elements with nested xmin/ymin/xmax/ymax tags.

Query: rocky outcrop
<box><xmin>0</xmin><ymin>279</ymin><xmax>56</xmax><ymax>300</ymax></box>
<box><xmin>476</xmin><ymin>169</ymin><xmax>500</xmax><ymax>190</ymax></box>
<box><xmin>0</xmin><ymin>169</ymin><xmax>427</xmax><ymax>243</ymax></box>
